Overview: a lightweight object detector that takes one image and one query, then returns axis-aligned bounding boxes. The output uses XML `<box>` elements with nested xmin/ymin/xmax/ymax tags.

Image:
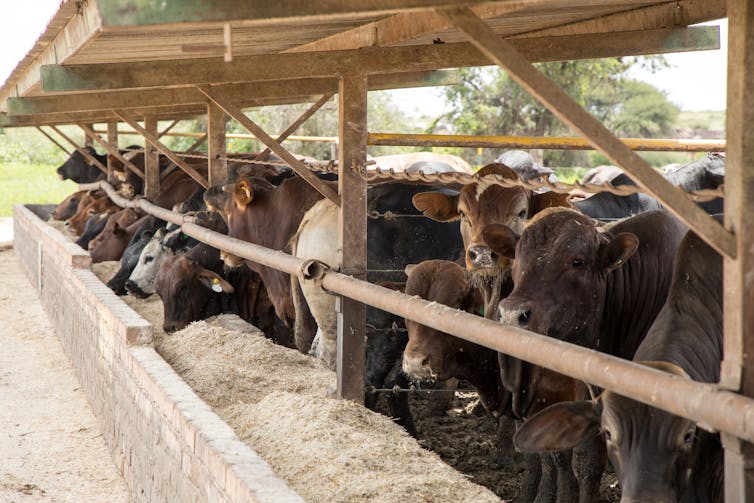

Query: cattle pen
<box><xmin>2</xmin><ymin>1</ymin><xmax>753</xmax><ymax>502</ymax></box>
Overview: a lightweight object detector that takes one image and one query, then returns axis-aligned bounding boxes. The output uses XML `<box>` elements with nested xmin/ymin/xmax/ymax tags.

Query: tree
<box><xmin>432</xmin><ymin>57</ymin><xmax>676</xmax><ymax>167</ymax></box>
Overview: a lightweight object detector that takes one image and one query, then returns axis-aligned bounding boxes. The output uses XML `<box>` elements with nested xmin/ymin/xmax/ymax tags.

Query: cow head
<box><xmin>126</xmin><ymin>228</ymin><xmax>169</xmax><ymax>298</ymax></box>
<box><xmin>88</xmin><ymin>209</ymin><xmax>141</xmax><ymax>263</ymax></box>
<box><xmin>412</xmin><ymin>163</ymin><xmax>570</xmax><ymax>277</ymax></box>
<box><xmin>494</xmin><ymin>208</ymin><xmax>638</xmax><ymax>417</ymax></box>
<box><xmin>51</xmin><ymin>191</ymin><xmax>85</xmax><ymax>221</ymax></box>
<box><xmin>155</xmin><ymin>255</ymin><xmax>234</xmax><ymax>332</ymax></box>
<box><xmin>55</xmin><ymin>146</ymin><xmax>105</xmax><ymax>184</ymax></box>
<box><xmin>513</xmin><ymin>362</ymin><xmax>707</xmax><ymax>503</ymax></box>
<box><xmin>66</xmin><ymin>194</ymin><xmax>118</xmax><ymax>235</ymax></box>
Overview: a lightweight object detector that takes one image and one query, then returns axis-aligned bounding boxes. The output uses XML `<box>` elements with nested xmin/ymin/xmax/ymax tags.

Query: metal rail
<box><xmin>92</xmin><ymin>128</ymin><xmax>725</xmax><ymax>152</ymax></box>
<box><xmin>81</xmin><ymin>180</ymin><xmax>754</xmax><ymax>445</ymax></box>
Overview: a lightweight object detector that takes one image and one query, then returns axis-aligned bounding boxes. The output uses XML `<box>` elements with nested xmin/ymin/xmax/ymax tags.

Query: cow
<box><xmin>55</xmin><ymin>147</ymin><xmax>107</xmax><ymax>183</ymax></box>
<box><xmin>494</xmin><ymin>150</ymin><xmax>557</xmax><ymax>182</ymax></box>
<box><xmin>401</xmin><ymin>260</ymin><xmax>504</xmax><ymax>414</ymax></box>
<box><xmin>412</xmin><ymin>162</ymin><xmax>570</xmax><ymax>318</ymax></box>
<box><xmin>106</xmin><ymin>216</ymin><xmax>164</xmax><ymax>295</ymax></box>
<box><xmin>51</xmin><ymin>190</ymin><xmax>87</xmax><ymax>221</ymax></box>
<box><xmin>370</xmin><ymin>152</ymin><xmax>472</xmax><ymax>174</ymax></box>
<box><xmin>663</xmin><ymin>152</ymin><xmax>724</xmax><ymax>214</ymax></box>
<box><xmin>126</xmin><ymin>211</ymin><xmax>226</xmax><ymax>298</ymax></box>
<box><xmin>573</xmin><ymin>172</ymin><xmax>663</xmax><ymax>219</ymax></box>
<box><xmin>513</xmin><ymin>224</ymin><xmax>723</xmax><ymax>503</ymax></box>
<box><xmin>66</xmin><ymin>193</ymin><xmax>120</xmax><ymax>235</ymax></box>
<box><xmin>489</xmin><ymin>208</ymin><xmax>688</xmax><ymax>503</ymax></box>
<box><xmin>88</xmin><ymin>208</ymin><xmax>145</xmax><ymax>263</ymax></box>
<box><xmin>74</xmin><ymin>212</ymin><xmax>113</xmax><ymax>250</ymax></box>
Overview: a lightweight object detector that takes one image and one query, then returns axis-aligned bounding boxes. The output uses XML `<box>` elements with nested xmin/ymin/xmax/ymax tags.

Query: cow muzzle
<box><xmin>498</xmin><ymin>304</ymin><xmax>533</xmax><ymax>328</ymax></box>
<box><xmin>402</xmin><ymin>353</ymin><xmax>436</xmax><ymax>383</ymax></box>
<box><xmin>467</xmin><ymin>245</ymin><xmax>498</xmax><ymax>270</ymax></box>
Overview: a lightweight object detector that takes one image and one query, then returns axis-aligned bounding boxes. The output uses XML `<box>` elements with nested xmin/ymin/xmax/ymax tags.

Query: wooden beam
<box><xmin>285</xmin><ymin>3</ymin><xmax>528</xmax><ymax>52</ymax></box>
<box><xmin>40</xmin><ymin>27</ymin><xmax>720</xmax><ymax>93</ymax></box>
<box><xmin>161</xmin><ymin>134</ymin><xmax>208</xmax><ymax>181</ymax></box>
<box><xmin>9</xmin><ymin>71</ymin><xmax>457</xmax><ymax>117</ymax></box>
<box><xmin>77</xmin><ymin>122</ymin><xmax>145</xmax><ymax>180</ymax></box>
<box><xmin>196</xmin><ymin>86</ymin><xmax>340</xmax><ymax>206</ymax></box>
<box><xmin>83</xmin><ymin>123</ymin><xmax>95</xmax><ymax>148</ymax></box>
<box><xmin>207</xmin><ymin>104</ymin><xmax>228</xmax><ymax>187</ymax></box>
<box><xmin>440</xmin><ymin>7</ymin><xmax>735</xmax><ymax>260</ymax></box>
<box><xmin>337</xmin><ymin>73</ymin><xmax>368</xmax><ymax>403</ymax></box>
<box><xmin>722</xmin><ymin>0</ymin><xmax>754</xmax><ymax>500</ymax></box>
<box><xmin>114</xmin><ymin>111</ymin><xmax>209</xmax><ymax>190</ymax></box>
<box><xmin>106</xmin><ymin>121</ymin><xmax>118</xmax><ymax>182</ymax></box>
<box><xmin>143</xmin><ymin>116</ymin><xmax>160</xmax><ymax>198</ymax></box>
<box><xmin>254</xmin><ymin>92</ymin><xmax>335</xmax><ymax>161</ymax></box>
<box><xmin>96</xmin><ymin>0</ymin><xmax>493</xmax><ymax>27</ymax></box>
<box><xmin>35</xmin><ymin>126</ymin><xmax>70</xmax><ymax>155</ymax></box>
<box><xmin>0</xmin><ymin>105</ymin><xmax>207</xmax><ymax>128</ymax></box>
<box><xmin>48</xmin><ymin>125</ymin><xmax>108</xmax><ymax>175</ymax></box>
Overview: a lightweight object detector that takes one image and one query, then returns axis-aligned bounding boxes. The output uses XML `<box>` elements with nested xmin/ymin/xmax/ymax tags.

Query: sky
<box><xmin>0</xmin><ymin>2</ymin><xmax>728</xmax><ymax>117</ymax></box>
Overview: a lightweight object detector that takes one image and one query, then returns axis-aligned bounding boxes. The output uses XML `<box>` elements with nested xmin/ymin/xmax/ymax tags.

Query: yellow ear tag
<box><xmin>211</xmin><ymin>277</ymin><xmax>223</xmax><ymax>292</ymax></box>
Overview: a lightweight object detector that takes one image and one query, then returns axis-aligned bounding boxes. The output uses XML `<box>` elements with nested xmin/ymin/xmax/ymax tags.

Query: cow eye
<box><xmin>518</xmin><ymin>209</ymin><xmax>527</xmax><ymax>219</ymax></box>
<box><xmin>603</xmin><ymin>428</ymin><xmax>612</xmax><ymax>443</ymax></box>
<box><xmin>144</xmin><ymin>256</ymin><xmax>154</xmax><ymax>264</ymax></box>
<box><xmin>682</xmin><ymin>429</ymin><xmax>695</xmax><ymax>447</ymax></box>
<box><xmin>572</xmin><ymin>258</ymin><xmax>584</xmax><ymax>268</ymax></box>
<box><xmin>458</xmin><ymin>209</ymin><xmax>466</xmax><ymax>219</ymax></box>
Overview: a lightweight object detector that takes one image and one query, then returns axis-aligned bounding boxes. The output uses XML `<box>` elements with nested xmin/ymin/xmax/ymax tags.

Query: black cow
<box><xmin>55</xmin><ymin>147</ymin><xmax>107</xmax><ymax>184</ymax></box>
<box><xmin>74</xmin><ymin>212</ymin><xmax>112</xmax><ymax>250</ymax></box>
<box><xmin>514</xmin><ymin>223</ymin><xmax>723</xmax><ymax>503</ymax></box>
<box><xmin>106</xmin><ymin>216</ymin><xmax>164</xmax><ymax>295</ymax></box>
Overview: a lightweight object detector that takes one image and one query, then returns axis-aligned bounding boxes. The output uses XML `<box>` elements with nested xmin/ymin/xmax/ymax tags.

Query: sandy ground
<box><xmin>0</xmin><ymin>242</ymin><xmax>129</xmax><ymax>502</ymax></box>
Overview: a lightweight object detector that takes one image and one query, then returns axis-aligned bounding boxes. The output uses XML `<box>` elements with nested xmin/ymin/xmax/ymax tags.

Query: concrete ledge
<box><xmin>13</xmin><ymin>204</ymin><xmax>301</xmax><ymax>503</ymax></box>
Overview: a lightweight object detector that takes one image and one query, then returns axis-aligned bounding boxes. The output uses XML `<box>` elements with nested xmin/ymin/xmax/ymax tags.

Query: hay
<box><xmin>225</xmin><ymin>393</ymin><xmax>501</xmax><ymax>503</ymax></box>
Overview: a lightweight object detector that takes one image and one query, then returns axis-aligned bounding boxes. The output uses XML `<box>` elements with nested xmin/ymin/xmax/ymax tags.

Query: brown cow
<box><xmin>412</xmin><ymin>163</ymin><xmax>569</xmax><ymax>317</ymax></box>
<box><xmin>51</xmin><ymin>190</ymin><xmax>87</xmax><ymax>221</ymax></box>
<box><xmin>223</xmin><ymin>175</ymin><xmax>330</xmax><ymax>341</ymax></box>
<box><xmin>65</xmin><ymin>193</ymin><xmax>120</xmax><ymax>235</ymax></box>
<box><xmin>88</xmin><ymin>209</ymin><xmax>144</xmax><ymax>263</ymax></box>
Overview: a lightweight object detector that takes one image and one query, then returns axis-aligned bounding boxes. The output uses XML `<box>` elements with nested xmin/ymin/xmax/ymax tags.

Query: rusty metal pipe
<box><xmin>368</xmin><ymin>133</ymin><xmax>726</xmax><ymax>152</ymax></box>
<box><xmin>83</xmin><ymin>181</ymin><xmax>754</xmax><ymax>445</ymax></box>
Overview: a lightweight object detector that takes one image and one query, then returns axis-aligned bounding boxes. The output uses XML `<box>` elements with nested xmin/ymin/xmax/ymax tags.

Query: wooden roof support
<box><xmin>197</xmin><ymin>86</ymin><xmax>340</xmax><ymax>206</ymax></box>
<box><xmin>113</xmin><ymin>110</ymin><xmax>209</xmax><ymax>189</ymax></box>
<box><xmin>0</xmin><ymin>106</ymin><xmax>207</xmax><ymax>128</ymax></box>
<box><xmin>160</xmin><ymin>133</ymin><xmax>208</xmax><ymax>181</ymax></box>
<box><xmin>35</xmin><ymin>126</ymin><xmax>70</xmax><ymax>155</ymax></box>
<box><xmin>96</xmin><ymin>0</ymin><xmax>494</xmax><ymax>27</ymax></box>
<box><xmin>336</xmin><ymin>73</ymin><xmax>368</xmax><ymax>402</ymax></box>
<box><xmin>285</xmin><ymin>3</ymin><xmax>528</xmax><ymax>52</ymax></box>
<box><xmin>40</xmin><ymin>26</ymin><xmax>719</xmax><ymax>93</ymax></box>
<box><xmin>9</xmin><ymin>71</ymin><xmax>456</xmax><ymax>117</ymax></box>
<box><xmin>254</xmin><ymin>92</ymin><xmax>335</xmax><ymax>161</ymax></box>
<box><xmin>76</xmin><ymin>122</ymin><xmax>145</xmax><ymax>180</ymax></box>
<box><xmin>721</xmin><ymin>0</ymin><xmax>754</xmax><ymax>499</ymax></box>
<box><xmin>47</xmin><ymin>125</ymin><xmax>108</xmax><ymax>175</ymax></box>
<box><xmin>207</xmin><ymin>104</ymin><xmax>228</xmax><ymax>187</ymax></box>
<box><xmin>440</xmin><ymin>6</ymin><xmax>735</xmax><ymax>260</ymax></box>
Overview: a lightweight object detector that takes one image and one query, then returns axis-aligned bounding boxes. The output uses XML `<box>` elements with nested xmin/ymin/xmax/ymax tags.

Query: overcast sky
<box><xmin>0</xmin><ymin>2</ymin><xmax>728</xmax><ymax>116</ymax></box>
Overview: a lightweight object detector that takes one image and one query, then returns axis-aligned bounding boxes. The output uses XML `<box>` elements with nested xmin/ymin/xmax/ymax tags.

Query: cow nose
<box><xmin>467</xmin><ymin>245</ymin><xmax>496</xmax><ymax>269</ymax></box>
<box><xmin>402</xmin><ymin>353</ymin><xmax>434</xmax><ymax>381</ymax></box>
<box><xmin>499</xmin><ymin>304</ymin><xmax>533</xmax><ymax>327</ymax></box>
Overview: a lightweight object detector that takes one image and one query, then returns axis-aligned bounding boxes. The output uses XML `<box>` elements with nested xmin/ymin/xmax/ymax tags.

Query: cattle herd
<box><xmin>52</xmin><ymin>146</ymin><xmax>726</xmax><ymax>502</ymax></box>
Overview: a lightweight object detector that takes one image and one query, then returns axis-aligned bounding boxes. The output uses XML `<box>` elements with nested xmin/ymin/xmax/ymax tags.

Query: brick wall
<box><xmin>13</xmin><ymin>204</ymin><xmax>301</xmax><ymax>503</ymax></box>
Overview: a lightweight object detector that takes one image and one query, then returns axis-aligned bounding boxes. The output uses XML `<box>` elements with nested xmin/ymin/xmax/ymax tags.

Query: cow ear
<box><xmin>412</xmin><ymin>191</ymin><xmax>460</xmax><ymax>222</ymax></box>
<box><xmin>482</xmin><ymin>224</ymin><xmax>518</xmax><ymax>259</ymax></box>
<box><xmin>601</xmin><ymin>232</ymin><xmax>639</xmax><ymax>271</ymax></box>
<box><xmin>530</xmin><ymin>191</ymin><xmax>573</xmax><ymax>216</ymax></box>
<box><xmin>197</xmin><ymin>268</ymin><xmax>234</xmax><ymax>294</ymax></box>
<box><xmin>233</xmin><ymin>179</ymin><xmax>254</xmax><ymax>209</ymax></box>
<box><xmin>513</xmin><ymin>401</ymin><xmax>601</xmax><ymax>453</ymax></box>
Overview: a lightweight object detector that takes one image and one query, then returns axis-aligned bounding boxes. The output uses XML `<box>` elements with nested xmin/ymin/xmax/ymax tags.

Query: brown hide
<box><xmin>88</xmin><ymin>209</ymin><xmax>144</xmax><ymax>263</ymax></box>
<box><xmin>65</xmin><ymin>193</ymin><xmax>119</xmax><ymax>235</ymax></box>
<box><xmin>52</xmin><ymin>190</ymin><xmax>86</xmax><ymax>221</ymax></box>
<box><xmin>224</xmin><ymin>175</ymin><xmax>332</xmax><ymax>326</ymax></box>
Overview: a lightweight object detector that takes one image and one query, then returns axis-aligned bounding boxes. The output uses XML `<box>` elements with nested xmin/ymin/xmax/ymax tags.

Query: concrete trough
<box><xmin>13</xmin><ymin>204</ymin><xmax>302</xmax><ymax>503</ymax></box>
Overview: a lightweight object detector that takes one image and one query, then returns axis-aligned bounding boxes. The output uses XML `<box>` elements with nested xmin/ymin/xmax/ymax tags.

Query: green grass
<box><xmin>0</xmin><ymin>162</ymin><xmax>78</xmax><ymax>217</ymax></box>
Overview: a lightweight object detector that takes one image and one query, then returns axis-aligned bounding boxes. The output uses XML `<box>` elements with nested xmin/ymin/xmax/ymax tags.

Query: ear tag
<box><xmin>211</xmin><ymin>277</ymin><xmax>223</xmax><ymax>292</ymax></box>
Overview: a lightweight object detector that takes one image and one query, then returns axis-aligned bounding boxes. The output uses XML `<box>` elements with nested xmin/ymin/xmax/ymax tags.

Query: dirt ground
<box><xmin>0</xmin><ymin>246</ymin><xmax>129</xmax><ymax>502</ymax></box>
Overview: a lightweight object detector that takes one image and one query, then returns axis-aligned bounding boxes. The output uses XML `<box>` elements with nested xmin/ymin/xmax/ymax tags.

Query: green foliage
<box><xmin>0</xmin><ymin>162</ymin><xmax>77</xmax><ymax>217</ymax></box>
<box><xmin>434</xmin><ymin>57</ymin><xmax>678</xmax><ymax>168</ymax></box>
<box><xmin>0</xmin><ymin>127</ymin><xmax>79</xmax><ymax>165</ymax></box>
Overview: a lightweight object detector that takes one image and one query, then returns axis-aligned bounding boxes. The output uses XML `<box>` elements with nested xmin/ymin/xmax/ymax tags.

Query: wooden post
<box><xmin>106</xmin><ymin>121</ymin><xmax>118</xmax><ymax>182</ymax></box>
<box><xmin>83</xmin><ymin>122</ymin><xmax>94</xmax><ymax>147</ymax></box>
<box><xmin>336</xmin><ymin>73</ymin><xmax>368</xmax><ymax>402</ymax></box>
<box><xmin>722</xmin><ymin>0</ymin><xmax>754</xmax><ymax>500</ymax></box>
<box><xmin>144</xmin><ymin>116</ymin><xmax>160</xmax><ymax>198</ymax></box>
<box><xmin>207</xmin><ymin>103</ymin><xmax>228</xmax><ymax>186</ymax></box>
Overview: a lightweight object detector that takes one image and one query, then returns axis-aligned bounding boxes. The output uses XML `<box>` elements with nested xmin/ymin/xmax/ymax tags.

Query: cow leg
<box><xmin>534</xmin><ymin>453</ymin><xmax>557</xmax><ymax>503</ymax></box>
<box><xmin>572</xmin><ymin>433</ymin><xmax>606</xmax><ymax>503</ymax></box>
<box><xmin>383</xmin><ymin>360</ymin><xmax>417</xmax><ymax>437</ymax></box>
<box><xmin>552</xmin><ymin>450</ymin><xmax>579</xmax><ymax>503</ymax></box>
